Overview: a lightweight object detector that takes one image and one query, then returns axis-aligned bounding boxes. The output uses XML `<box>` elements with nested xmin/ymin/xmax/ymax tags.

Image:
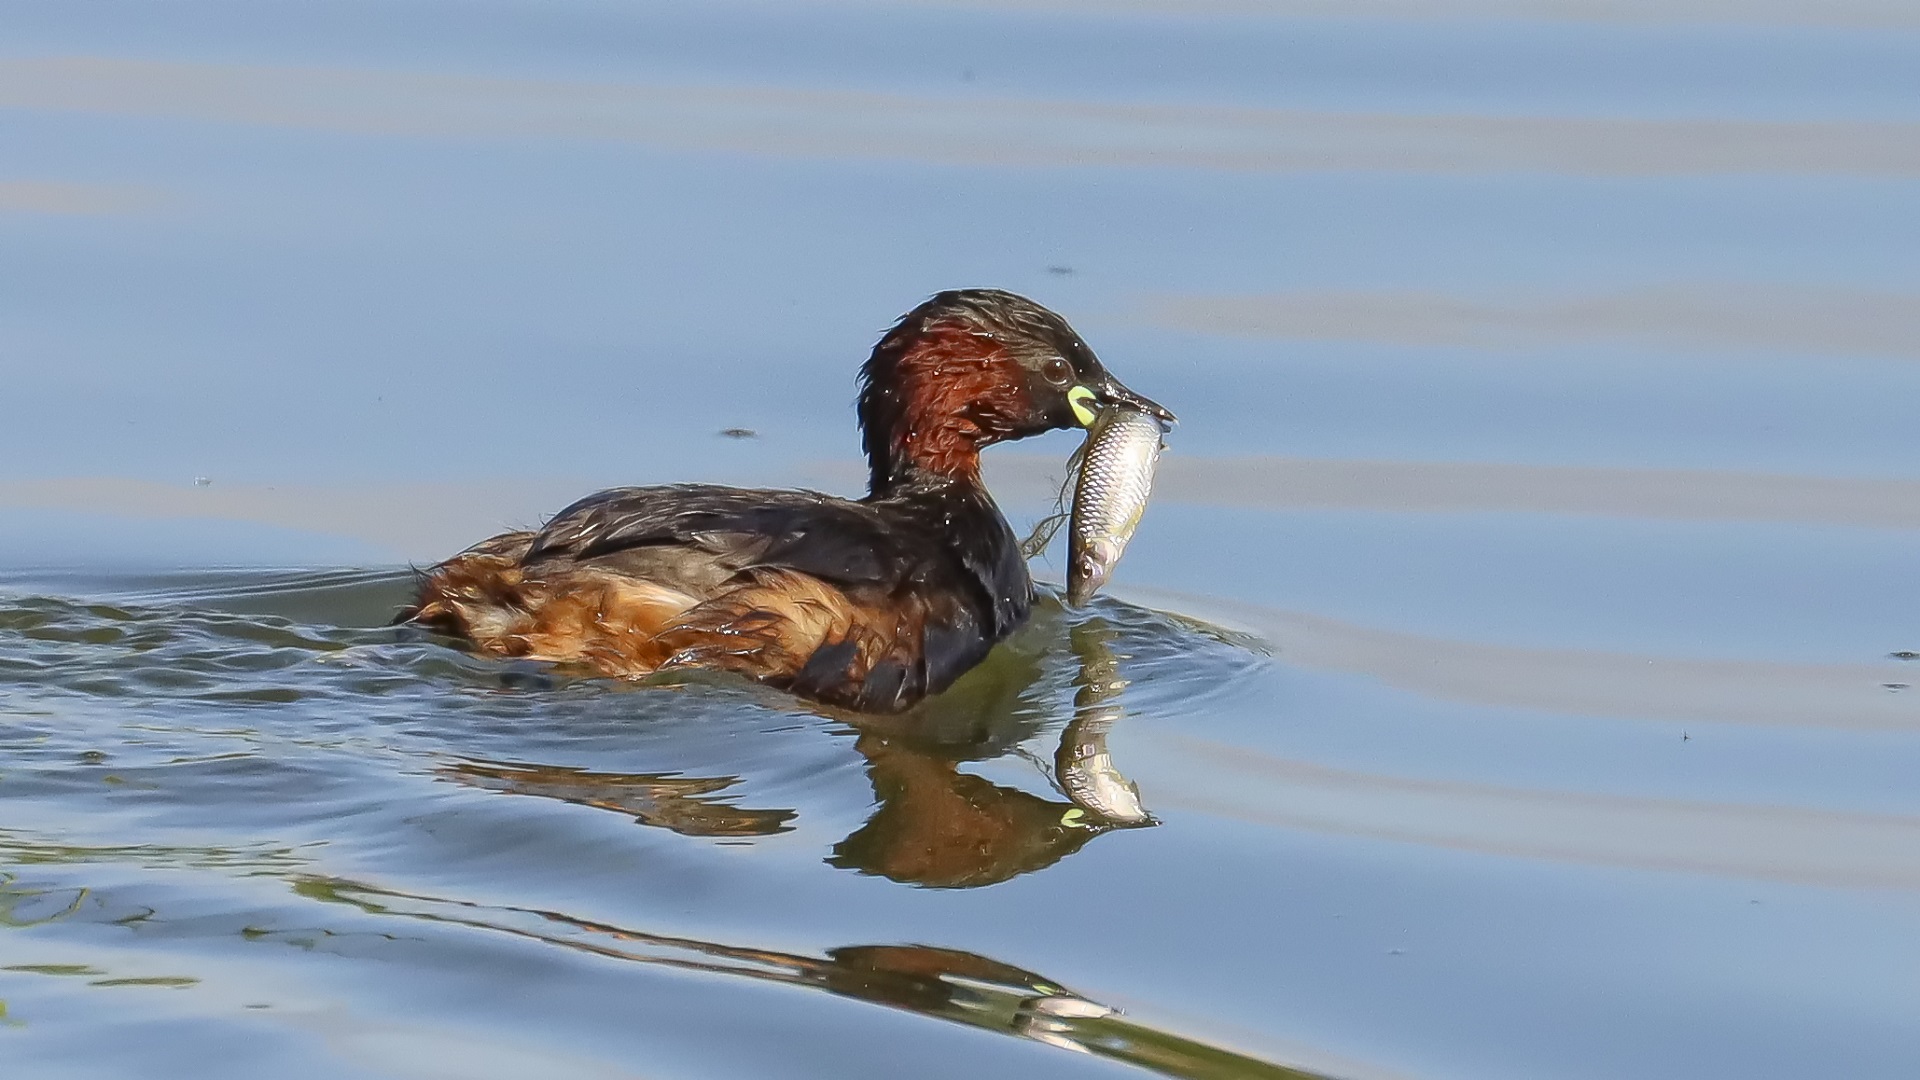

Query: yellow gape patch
<box><xmin>1067</xmin><ymin>386</ymin><xmax>1098</xmax><ymax>427</ymax></box>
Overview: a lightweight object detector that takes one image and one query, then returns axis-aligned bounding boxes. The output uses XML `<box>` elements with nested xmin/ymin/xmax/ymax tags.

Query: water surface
<box><xmin>5</xmin><ymin>2</ymin><xmax>1920</xmax><ymax>1078</ymax></box>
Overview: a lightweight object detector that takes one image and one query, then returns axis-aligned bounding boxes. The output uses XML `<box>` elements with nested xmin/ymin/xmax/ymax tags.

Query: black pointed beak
<box><xmin>1095</xmin><ymin>374</ymin><xmax>1175</xmax><ymax>426</ymax></box>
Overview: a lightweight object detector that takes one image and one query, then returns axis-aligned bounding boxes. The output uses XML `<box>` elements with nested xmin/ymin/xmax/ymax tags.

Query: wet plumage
<box><xmin>398</xmin><ymin>289</ymin><xmax>1171</xmax><ymax>713</ymax></box>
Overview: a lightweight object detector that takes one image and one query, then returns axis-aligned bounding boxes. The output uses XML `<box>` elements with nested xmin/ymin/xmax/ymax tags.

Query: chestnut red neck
<box><xmin>860</xmin><ymin>322</ymin><xmax>1030</xmax><ymax>494</ymax></box>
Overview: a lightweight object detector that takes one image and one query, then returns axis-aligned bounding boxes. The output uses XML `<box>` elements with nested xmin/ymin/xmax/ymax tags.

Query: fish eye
<box><xmin>1041</xmin><ymin>357</ymin><xmax>1074</xmax><ymax>386</ymax></box>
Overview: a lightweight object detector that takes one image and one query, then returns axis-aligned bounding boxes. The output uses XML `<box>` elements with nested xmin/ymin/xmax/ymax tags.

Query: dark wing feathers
<box><xmin>492</xmin><ymin>482</ymin><xmax>1032</xmax><ymax>710</ymax></box>
<box><xmin>527</xmin><ymin>484</ymin><xmax>907</xmax><ymax>586</ymax></box>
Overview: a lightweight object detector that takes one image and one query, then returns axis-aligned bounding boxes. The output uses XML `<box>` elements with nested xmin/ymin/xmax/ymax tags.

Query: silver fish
<box><xmin>1066</xmin><ymin>406</ymin><xmax>1165</xmax><ymax>606</ymax></box>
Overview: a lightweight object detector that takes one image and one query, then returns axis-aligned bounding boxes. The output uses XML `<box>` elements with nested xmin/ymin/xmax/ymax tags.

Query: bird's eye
<box><xmin>1041</xmin><ymin>357</ymin><xmax>1074</xmax><ymax>386</ymax></box>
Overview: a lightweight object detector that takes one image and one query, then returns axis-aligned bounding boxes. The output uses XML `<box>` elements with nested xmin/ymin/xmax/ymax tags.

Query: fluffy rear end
<box><xmin>400</xmin><ymin>532</ymin><xmax>704</xmax><ymax>676</ymax></box>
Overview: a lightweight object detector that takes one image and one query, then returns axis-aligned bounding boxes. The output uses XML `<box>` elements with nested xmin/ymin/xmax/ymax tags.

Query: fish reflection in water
<box><xmin>439</xmin><ymin>612</ymin><xmax>1155</xmax><ymax>888</ymax></box>
<box><xmin>1057</xmin><ymin>614</ymin><xmax>1153</xmax><ymax>827</ymax></box>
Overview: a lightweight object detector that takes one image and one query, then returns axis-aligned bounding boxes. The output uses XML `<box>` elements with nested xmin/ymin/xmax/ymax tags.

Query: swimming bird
<box><xmin>398</xmin><ymin>289</ymin><xmax>1172</xmax><ymax>712</ymax></box>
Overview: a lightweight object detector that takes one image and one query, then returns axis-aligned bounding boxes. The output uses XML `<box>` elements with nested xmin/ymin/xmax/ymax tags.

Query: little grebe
<box><xmin>399</xmin><ymin>289</ymin><xmax>1172</xmax><ymax>712</ymax></box>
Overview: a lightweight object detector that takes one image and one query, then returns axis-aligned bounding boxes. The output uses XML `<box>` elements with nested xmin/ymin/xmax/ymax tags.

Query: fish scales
<box><xmin>1066</xmin><ymin>406</ymin><xmax>1165</xmax><ymax>606</ymax></box>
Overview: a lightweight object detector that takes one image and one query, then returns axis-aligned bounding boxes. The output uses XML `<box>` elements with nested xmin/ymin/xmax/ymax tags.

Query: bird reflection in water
<box><xmin>440</xmin><ymin>612</ymin><xmax>1154</xmax><ymax>888</ymax></box>
<box><xmin>830</xmin><ymin>612</ymin><xmax>1152</xmax><ymax>886</ymax></box>
<box><xmin>445</xmin><ymin>761</ymin><xmax>797</xmax><ymax>837</ymax></box>
<box><xmin>306</xmin><ymin>875</ymin><xmax>1325</xmax><ymax>1080</ymax></box>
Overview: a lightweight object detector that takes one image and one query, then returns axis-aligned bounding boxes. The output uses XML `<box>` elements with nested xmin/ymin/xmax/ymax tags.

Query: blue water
<box><xmin>5</xmin><ymin>3</ymin><xmax>1920</xmax><ymax>1078</ymax></box>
